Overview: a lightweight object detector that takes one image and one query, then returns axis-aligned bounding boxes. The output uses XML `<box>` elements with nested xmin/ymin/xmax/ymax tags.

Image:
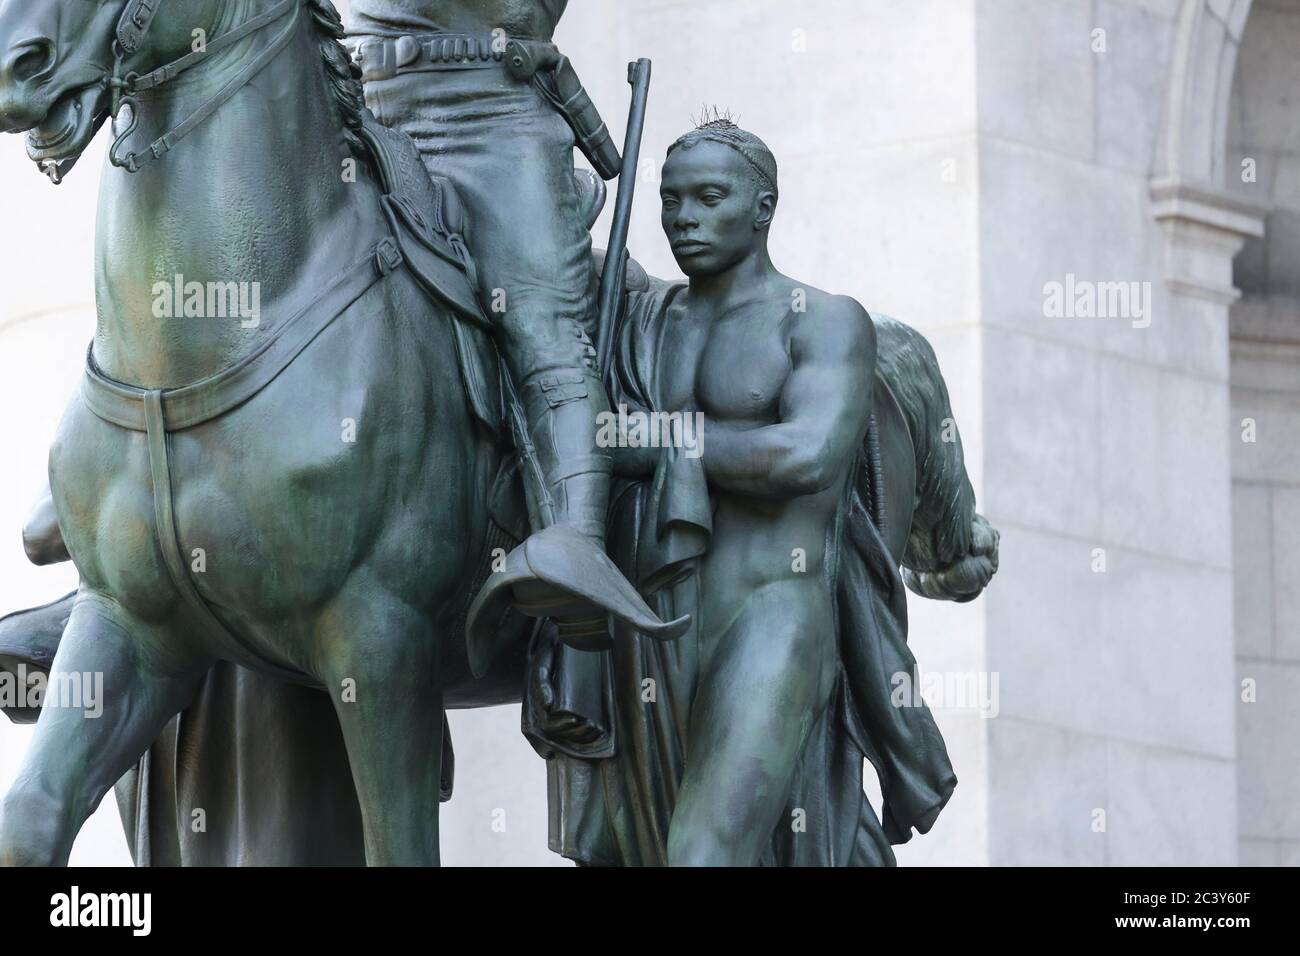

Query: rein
<box><xmin>107</xmin><ymin>0</ymin><xmax>301</xmax><ymax>173</ymax></box>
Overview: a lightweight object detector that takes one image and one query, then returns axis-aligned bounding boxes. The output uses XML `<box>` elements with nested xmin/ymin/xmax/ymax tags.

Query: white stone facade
<box><xmin>0</xmin><ymin>0</ymin><xmax>1294</xmax><ymax>866</ymax></box>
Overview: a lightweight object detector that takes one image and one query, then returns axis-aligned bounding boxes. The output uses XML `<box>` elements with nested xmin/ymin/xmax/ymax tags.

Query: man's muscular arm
<box><xmin>701</xmin><ymin>295</ymin><xmax>877</xmax><ymax>498</ymax></box>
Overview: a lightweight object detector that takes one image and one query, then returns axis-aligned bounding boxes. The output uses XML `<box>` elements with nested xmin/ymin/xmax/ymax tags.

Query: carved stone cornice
<box><xmin>1149</xmin><ymin>177</ymin><xmax>1270</xmax><ymax>305</ymax></box>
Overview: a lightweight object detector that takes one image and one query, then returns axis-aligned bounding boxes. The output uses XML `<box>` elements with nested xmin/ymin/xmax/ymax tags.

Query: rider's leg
<box><xmin>665</xmin><ymin>582</ymin><xmax>838</xmax><ymax>866</ymax></box>
<box><xmin>369</xmin><ymin>71</ymin><xmax>687</xmax><ymax>656</ymax></box>
<box><xmin>0</xmin><ymin>590</ymin><xmax>207</xmax><ymax>865</ymax></box>
<box><xmin>444</xmin><ymin>98</ymin><xmax>608</xmax><ymax>550</ymax></box>
<box><xmin>501</xmin><ymin>302</ymin><xmax>608</xmax><ymax>538</ymax></box>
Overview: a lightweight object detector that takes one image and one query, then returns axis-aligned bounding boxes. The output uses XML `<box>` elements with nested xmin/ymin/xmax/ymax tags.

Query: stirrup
<box><xmin>465</xmin><ymin>525</ymin><xmax>690</xmax><ymax>678</ymax></box>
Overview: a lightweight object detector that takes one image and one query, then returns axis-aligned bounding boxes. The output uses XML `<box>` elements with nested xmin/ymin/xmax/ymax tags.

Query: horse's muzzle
<box><xmin>0</xmin><ymin>35</ymin><xmax>57</xmax><ymax>132</ymax></box>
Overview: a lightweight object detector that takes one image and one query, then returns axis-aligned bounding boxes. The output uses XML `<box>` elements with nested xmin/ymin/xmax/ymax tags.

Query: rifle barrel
<box><xmin>596</xmin><ymin>58</ymin><xmax>653</xmax><ymax>386</ymax></box>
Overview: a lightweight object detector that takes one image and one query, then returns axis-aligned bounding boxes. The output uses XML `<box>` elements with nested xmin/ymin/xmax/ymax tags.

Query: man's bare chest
<box><xmin>658</xmin><ymin>307</ymin><xmax>792</xmax><ymax>422</ymax></box>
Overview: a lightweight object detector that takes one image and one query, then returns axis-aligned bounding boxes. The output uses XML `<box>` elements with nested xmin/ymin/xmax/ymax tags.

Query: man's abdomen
<box><xmin>703</xmin><ymin>492</ymin><xmax>841</xmax><ymax>594</ymax></box>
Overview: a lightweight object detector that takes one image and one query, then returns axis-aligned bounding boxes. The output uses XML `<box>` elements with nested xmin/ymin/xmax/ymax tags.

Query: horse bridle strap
<box><xmin>116</xmin><ymin>0</ymin><xmax>162</xmax><ymax>55</ymax></box>
<box><xmin>110</xmin><ymin>0</ymin><xmax>302</xmax><ymax>173</ymax></box>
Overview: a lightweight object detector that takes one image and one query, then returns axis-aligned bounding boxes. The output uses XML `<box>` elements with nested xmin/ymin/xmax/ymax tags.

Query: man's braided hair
<box><xmin>667</xmin><ymin>113</ymin><xmax>779</xmax><ymax>199</ymax></box>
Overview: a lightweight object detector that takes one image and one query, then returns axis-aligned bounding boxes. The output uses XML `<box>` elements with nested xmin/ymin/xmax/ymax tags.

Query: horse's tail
<box><xmin>872</xmin><ymin>314</ymin><xmax>999</xmax><ymax>603</ymax></box>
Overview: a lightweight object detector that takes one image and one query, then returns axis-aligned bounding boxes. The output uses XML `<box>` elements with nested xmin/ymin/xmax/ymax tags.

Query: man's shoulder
<box><xmin>786</xmin><ymin>286</ymin><xmax>874</xmax><ymax>350</ymax></box>
<box><xmin>778</xmin><ymin>279</ymin><xmax>868</xmax><ymax>318</ymax></box>
<box><xmin>812</xmin><ymin>291</ymin><xmax>870</xmax><ymax>321</ymax></box>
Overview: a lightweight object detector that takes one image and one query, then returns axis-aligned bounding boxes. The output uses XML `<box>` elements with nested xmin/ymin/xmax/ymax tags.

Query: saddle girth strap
<box><xmin>82</xmin><ymin>236</ymin><xmax>405</xmax><ymax>685</ymax></box>
<box><xmin>82</xmin><ymin>237</ymin><xmax>403</xmax><ymax>432</ymax></box>
<box><xmin>141</xmin><ymin>391</ymin><xmax>309</xmax><ymax>684</ymax></box>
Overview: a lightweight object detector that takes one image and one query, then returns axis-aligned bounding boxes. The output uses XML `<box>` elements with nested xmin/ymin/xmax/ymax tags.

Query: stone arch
<box><xmin>1225</xmin><ymin>0</ymin><xmax>1300</xmax><ymax>300</ymax></box>
<box><xmin>1150</xmin><ymin>0</ymin><xmax>1267</xmax><ymax>304</ymax></box>
<box><xmin>1158</xmin><ymin>0</ymin><xmax>1255</xmax><ymax>188</ymax></box>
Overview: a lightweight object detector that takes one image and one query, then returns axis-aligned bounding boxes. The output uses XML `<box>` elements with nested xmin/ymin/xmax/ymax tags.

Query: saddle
<box><xmin>356</xmin><ymin>113</ymin><xmax>503</xmax><ymax>438</ymax></box>
<box><xmin>358</xmin><ymin>117</ymin><xmax>615</xmax><ymax>445</ymax></box>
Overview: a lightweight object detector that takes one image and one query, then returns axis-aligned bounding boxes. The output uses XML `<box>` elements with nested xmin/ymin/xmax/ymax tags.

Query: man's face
<box><xmin>660</xmin><ymin>141</ymin><xmax>772</xmax><ymax>278</ymax></box>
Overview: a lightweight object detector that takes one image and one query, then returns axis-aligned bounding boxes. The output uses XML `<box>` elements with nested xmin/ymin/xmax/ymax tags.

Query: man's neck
<box><xmin>688</xmin><ymin>245</ymin><xmax>779</xmax><ymax>313</ymax></box>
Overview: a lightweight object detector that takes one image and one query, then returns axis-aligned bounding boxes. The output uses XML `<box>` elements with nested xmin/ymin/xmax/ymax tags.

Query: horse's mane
<box><xmin>306</xmin><ymin>0</ymin><xmax>365</xmax><ymax>156</ymax></box>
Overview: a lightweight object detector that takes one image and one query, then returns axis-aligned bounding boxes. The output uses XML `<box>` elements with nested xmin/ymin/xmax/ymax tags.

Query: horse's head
<box><xmin>0</xmin><ymin>0</ymin><xmax>227</xmax><ymax>180</ymax></box>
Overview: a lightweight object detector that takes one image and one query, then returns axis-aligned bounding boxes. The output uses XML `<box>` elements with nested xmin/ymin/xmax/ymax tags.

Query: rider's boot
<box><xmin>465</xmin><ymin>362</ymin><xmax>690</xmax><ymax>677</ymax></box>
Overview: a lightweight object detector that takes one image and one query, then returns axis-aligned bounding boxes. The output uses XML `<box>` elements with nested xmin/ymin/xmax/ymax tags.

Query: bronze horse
<box><xmin>0</xmin><ymin>0</ymin><xmax>995</xmax><ymax>865</ymax></box>
<box><xmin>0</xmin><ymin>0</ymin><xmax>534</xmax><ymax>865</ymax></box>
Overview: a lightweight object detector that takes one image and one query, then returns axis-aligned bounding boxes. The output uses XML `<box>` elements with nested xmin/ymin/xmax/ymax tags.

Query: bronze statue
<box><xmin>348</xmin><ymin>0</ymin><xmax>687</xmax><ymax>650</ymax></box>
<box><xmin>522</xmin><ymin>120</ymin><xmax>999</xmax><ymax>866</ymax></box>
<box><xmin>0</xmin><ymin>0</ymin><xmax>996</xmax><ymax>867</ymax></box>
<box><xmin>0</xmin><ymin>0</ymin><xmax>529</xmax><ymax>866</ymax></box>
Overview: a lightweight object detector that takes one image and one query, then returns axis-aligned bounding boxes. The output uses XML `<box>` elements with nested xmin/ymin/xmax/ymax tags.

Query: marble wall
<box><xmin>1226</xmin><ymin>0</ymin><xmax>1300</xmax><ymax>867</ymax></box>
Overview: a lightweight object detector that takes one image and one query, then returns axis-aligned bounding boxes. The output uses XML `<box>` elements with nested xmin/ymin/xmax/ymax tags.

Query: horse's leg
<box><xmin>0</xmin><ymin>592</ymin><xmax>207</xmax><ymax>865</ymax></box>
<box><xmin>316</xmin><ymin>588</ymin><xmax>444</xmax><ymax>866</ymax></box>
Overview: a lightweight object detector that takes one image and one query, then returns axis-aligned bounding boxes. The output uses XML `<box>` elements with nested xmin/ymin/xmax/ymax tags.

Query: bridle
<box><xmin>104</xmin><ymin>0</ymin><xmax>301</xmax><ymax>174</ymax></box>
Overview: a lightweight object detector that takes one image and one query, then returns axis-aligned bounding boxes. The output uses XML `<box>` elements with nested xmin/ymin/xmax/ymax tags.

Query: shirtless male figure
<box><xmin>640</xmin><ymin>120</ymin><xmax>878</xmax><ymax>865</ymax></box>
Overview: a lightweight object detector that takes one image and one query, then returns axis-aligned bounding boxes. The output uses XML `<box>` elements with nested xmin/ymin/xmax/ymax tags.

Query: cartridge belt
<box><xmin>348</xmin><ymin>32</ymin><xmax>546</xmax><ymax>82</ymax></box>
<box><xmin>346</xmin><ymin>32</ymin><xmax>623</xmax><ymax>181</ymax></box>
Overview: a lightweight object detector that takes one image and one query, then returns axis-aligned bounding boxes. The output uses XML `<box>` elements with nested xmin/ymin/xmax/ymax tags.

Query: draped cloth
<box><xmin>529</xmin><ymin>279</ymin><xmax>958</xmax><ymax>866</ymax></box>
